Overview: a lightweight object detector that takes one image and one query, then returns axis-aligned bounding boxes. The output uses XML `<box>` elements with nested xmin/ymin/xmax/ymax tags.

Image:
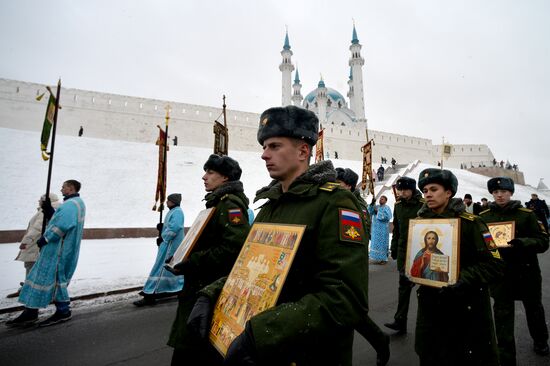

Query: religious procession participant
<box><xmin>134</xmin><ymin>193</ymin><xmax>185</xmax><ymax>307</ymax></box>
<box><xmin>167</xmin><ymin>154</ymin><xmax>250</xmax><ymax>365</ymax></box>
<box><xmin>480</xmin><ymin>177</ymin><xmax>549</xmax><ymax>364</ymax></box>
<box><xmin>384</xmin><ymin>176</ymin><xmax>424</xmax><ymax>335</ymax></box>
<box><xmin>188</xmin><ymin>106</ymin><xmax>371</xmax><ymax>365</ymax></box>
<box><xmin>336</xmin><ymin>166</ymin><xmax>389</xmax><ymax>366</ymax></box>
<box><xmin>368</xmin><ymin>195</ymin><xmax>392</xmax><ymax>264</ymax></box>
<box><xmin>7</xmin><ymin>180</ymin><xmax>86</xmax><ymax>327</ymax></box>
<box><xmin>414</xmin><ymin>169</ymin><xmax>504</xmax><ymax>366</ymax></box>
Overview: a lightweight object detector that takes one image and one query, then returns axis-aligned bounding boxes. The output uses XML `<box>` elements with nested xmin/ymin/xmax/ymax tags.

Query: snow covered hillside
<box><xmin>0</xmin><ymin>127</ymin><xmax>548</xmax><ymax>230</ymax></box>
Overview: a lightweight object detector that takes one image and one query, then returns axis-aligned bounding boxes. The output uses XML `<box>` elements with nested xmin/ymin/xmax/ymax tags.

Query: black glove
<box><xmin>156</xmin><ymin>223</ymin><xmax>163</xmax><ymax>232</ymax></box>
<box><xmin>163</xmin><ymin>257</ymin><xmax>187</xmax><ymax>276</ymax></box>
<box><xmin>438</xmin><ymin>280</ymin><xmax>467</xmax><ymax>300</ymax></box>
<box><xmin>156</xmin><ymin>237</ymin><xmax>163</xmax><ymax>246</ymax></box>
<box><xmin>187</xmin><ymin>296</ymin><xmax>213</xmax><ymax>339</ymax></box>
<box><xmin>224</xmin><ymin>322</ymin><xmax>258</xmax><ymax>366</ymax></box>
<box><xmin>37</xmin><ymin>236</ymin><xmax>48</xmax><ymax>250</ymax></box>
<box><xmin>41</xmin><ymin>198</ymin><xmax>55</xmax><ymax>220</ymax></box>
<box><xmin>391</xmin><ymin>250</ymin><xmax>397</xmax><ymax>260</ymax></box>
<box><xmin>508</xmin><ymin>239</ymin><xmax>523</xmax><ymax>248</ymax></box>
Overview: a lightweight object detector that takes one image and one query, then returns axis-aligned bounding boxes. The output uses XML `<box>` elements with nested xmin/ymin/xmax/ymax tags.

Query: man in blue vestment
<box><xmin>134</xmin><ymin>193</ymin><xmax>185</xmax><ymax>306</ymax></box>
<box><xmin>7</xmin><ymin>179</ymin><xmax>86</xmax><ymax>327</ymax></box>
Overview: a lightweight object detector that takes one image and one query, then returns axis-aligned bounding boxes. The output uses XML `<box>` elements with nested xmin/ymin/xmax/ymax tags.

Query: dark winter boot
<box><xmin>133</xmin><ymin>295</ymin><xmax>157</xmax><ymax>307</ymax></box>
<box><xmin>6</xmin><ymin>308</ymin><xmax>38</xmax><ymax>327</ymax></box>
<box><xmin>384</xmin><ymin>320</ymin><xmax>407</xmax><ymax>334</ymax></box>
<box><xmin>38</xmin><ymin>310</ymin><xmax>72</xmax><ymax>327</ymax></box>
<box><xmin>534</xmin><ymin>341</ymin><xmax>550</xmax><ymax>356</ymax></box>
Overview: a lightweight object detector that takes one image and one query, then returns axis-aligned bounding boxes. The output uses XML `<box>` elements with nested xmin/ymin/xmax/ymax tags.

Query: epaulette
<box><xmin>319</xmin><ymin>182</ymin><xmax>340</xmax><ymax>192</ymax></box>
<box><xmin>395</xmin><ymin>200</ymin><xmax>402</xmax><ymax>205</ymax></box>
<box><xmin>220</xmin><ymin>194</ymin><xmax>230</xmax><ymax>201</ymax></box>
<box><xmin>419</xmin><ymin>198</ymin><xmax>426</xmax><ymax>203</ymax></box>
<box><xmin>519</xmin><ymin>207</ymin><xmax>533</xmax><ymax>213</ymax></box>
<box><xmin>479</xmin><ymin>209</ymin><xmax>490</xmax><ymax>215</ymax></box>
<box><xmin>460</xmin><ymin>212</ymin><xmax>476</xmax><ymax>221</ymax></box>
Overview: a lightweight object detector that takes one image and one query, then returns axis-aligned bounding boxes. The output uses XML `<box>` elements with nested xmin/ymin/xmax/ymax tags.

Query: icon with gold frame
<box><xmin>405</xmin><ymin>218</ymin><xmax>460</xmax><ymax>288</ymax></box>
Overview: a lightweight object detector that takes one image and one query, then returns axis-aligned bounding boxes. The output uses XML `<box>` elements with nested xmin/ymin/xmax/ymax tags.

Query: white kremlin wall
<box><xmin>0</xmin><ymin>78</ymin><xmax>495</xmax><ymax>167</ymax></box>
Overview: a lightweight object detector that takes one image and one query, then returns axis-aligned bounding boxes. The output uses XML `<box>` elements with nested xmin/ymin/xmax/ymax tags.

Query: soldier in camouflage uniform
<box><xmin>384</xmin><ymin>176</ymin><xmax>424</xmax><ymax>334</ymax></box>
<box><xmin>336</xmin><ymin>167</ymin><xmax>390</xmax><ymax>366</ymax></box>
<box><xmin>188</xmin><ymin>106</ymin><xmax>371</xmax><ymax>365</ymax></box>
<box><xmin>479</xmin><ymin>177</ymin><xmax>549</xmax><ymax>364</ymax></box>
<box><xmin>166</xmin><ymin>154</ymin><xmax>251</xmax><ymax>365</ymax></box>
<box><xmin>414</xmin><ymin>168</ymin><xmax>504</xmax><ymax>366</ymax></box>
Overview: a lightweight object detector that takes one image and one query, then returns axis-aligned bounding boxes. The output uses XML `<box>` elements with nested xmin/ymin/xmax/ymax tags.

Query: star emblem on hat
<box><xmin>261</xmin><ymin>117</ymin><xmax>269</xmax><ymax>126</ymax></box>
<box><xmin>497</xmin><ymin>180</ymin><xmax>501</xmax><ymax>184</ymax></box>
<box><xmin>424</xmin><ymin>172</ymin><xmax>429</xmax><ymax>177</ymax></box>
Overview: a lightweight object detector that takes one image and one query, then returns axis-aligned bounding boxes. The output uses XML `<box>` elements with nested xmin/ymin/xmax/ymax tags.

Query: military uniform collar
<box><xmin>418</xmin><ymin>197</ymin><xmax>465</xmax><ymax>218</ymax></box>
<box><xmin>488</xmin><ymin>200</ymin><xmax>522</xmax><ymax>213</ymax></box>
<box><xmin>254</xmin><ymin>160</ymin><xmax>337</xmax><ymax>202</ymax></box>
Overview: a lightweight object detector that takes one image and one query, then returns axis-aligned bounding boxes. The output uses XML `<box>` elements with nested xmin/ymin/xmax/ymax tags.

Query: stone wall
<box><xmin>0</xmin><ymin>78</ymin><xmax>496</xmax><ymax>167</ymax></box>
<box><xmin>467</xmin><ymin>166</ymin><xmax>525</xmax><ymax>185</ymax></box>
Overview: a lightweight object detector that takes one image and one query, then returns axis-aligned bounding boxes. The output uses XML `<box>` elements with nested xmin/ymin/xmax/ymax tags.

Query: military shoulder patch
<box><xmin>228</xmin><ymin>208</ymin><xmax>244</xmax><ymax>225</ymax></box>
<box><xmin>460</xmin><ymin>212</ymin><xmax>476</xmax><ymax>221</ymax></box>
<box><xmin>482</xmin><ymin>230</ymin><xmax>501</xmax><ymax>259</ymax></box>
<box><xmin>339</xmin><ymin>208</ymin><xmax>364</xmax><ymax>243</ymax></box>
<box><xmin>319</xmin><ymin>182</ymin><xmax>340</xmax><ymax>192</ymax></box>
<box><xmin>519</xmin><ymin>207</ymin><xmax>533</xmax><ymax>213</ymax></box>
<box><xmin>479</xmin><ymin>209</ymin><xmax>491</xmax><ymax>215</ymax></box>
<box><xmin>537</xmin><ymin>221</ymin><xmax>548</xmax><ymax>234</ymax></box>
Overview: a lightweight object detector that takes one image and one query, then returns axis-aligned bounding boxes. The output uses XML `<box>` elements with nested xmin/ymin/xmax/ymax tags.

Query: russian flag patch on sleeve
<box><xmin>339</xmin><ymin>209</ymin><xmax>364</xmax><ymax>243</ymax></box>
<box><xmin>228</xmin><ymin>208</ymin><xmax>244</xmax><ymax>225</ymax></box>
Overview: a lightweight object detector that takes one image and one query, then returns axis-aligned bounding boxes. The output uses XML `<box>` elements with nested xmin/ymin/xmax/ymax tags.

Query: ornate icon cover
<box><xmin>209</xmin><ymin>222</ymin><xmax>306</xmax><ymax>355</ymax></box>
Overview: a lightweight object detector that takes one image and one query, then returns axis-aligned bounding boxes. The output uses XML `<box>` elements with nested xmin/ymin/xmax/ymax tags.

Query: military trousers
<box><xmin>493</xmin><ymin>297</ymin><xmax>549</xmax><ymax>366</ymax></box>
<box><xmin>393</xmin><ymin>271</ymin><xmax>415</xmax><ymax>323</ymax></box>
<box><xmin>355</xmin><ymin>314</ymin><xmax>388</xmax><ymax>353</ymax></box>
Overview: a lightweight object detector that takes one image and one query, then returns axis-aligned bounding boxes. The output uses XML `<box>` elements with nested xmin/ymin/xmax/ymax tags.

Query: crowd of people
<box><xmin>5</xmin><ymin>105</ymin><xmax>550</xmax><ymax>365</ymax></box>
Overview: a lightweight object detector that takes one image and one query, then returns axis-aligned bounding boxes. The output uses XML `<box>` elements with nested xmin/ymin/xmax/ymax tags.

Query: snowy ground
<box><xmin>1</xmin><ymin>127</ymin><xmax>549</xmax><ymax>311</ymax></box>
<box><xmin>0</xmin><ymin>238</ymin><xmax>157</xmax><ymax>310</ymax></box>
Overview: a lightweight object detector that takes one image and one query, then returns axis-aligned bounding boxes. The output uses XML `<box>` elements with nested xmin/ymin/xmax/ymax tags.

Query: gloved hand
<box><xmin>391</xmin><ymin>250</ymin><xmax>397</xmax><ymax>260</ymax></box>
<box><xmin>163</xmin><ymin>257</ymin><xmax>187</xmax><ymax>276</ymax></box>
<box><xmin>156</xmin><ymin>237</ymin><xmax>163</xmax><ymax>246</ymax></box>
<box><xmin>41</xmin><ymin>197</ymin><xmax>55</xmax><ymax>220</ymax></box>
<box><xmin>224</xmin><ymin>322</ymin><xmax>258</xmax><ymax>366</ymax></box>
<box><xmin>37</xmin><ymin>236</ymin><xmax>48</xmax><ymax>250</ymax></box>
<box><xmin>508</xmin><ymin>239</ymin><xmax>523</xmax><ymax>248</ymax></box>
<box><xmin>156</xmin><ymin>223</ymin><xmax>163</xmax><ymax>232</ymax></box>
<box><xmin>187</xmin><ymin>296</ymin><xmax>213</xmax><ymax>339</ymax></box>
<box><xmin>438</xmin><ymin>280</ymin><xmax>467</xmax><ymax>300</ymax></box>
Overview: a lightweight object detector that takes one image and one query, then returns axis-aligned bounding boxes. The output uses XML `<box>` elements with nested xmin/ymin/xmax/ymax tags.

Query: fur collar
<box><xmin>418</xmin><ymin>197</ymin><xmax>465</xmax><ymax>218</ymax></box>
<box><xmin>488</xmin><ymin>200</ymin><xmax>522</xmax><ymax>212</ymax></box>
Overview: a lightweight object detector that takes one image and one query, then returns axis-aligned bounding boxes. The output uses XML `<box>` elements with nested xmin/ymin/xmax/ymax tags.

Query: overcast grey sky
<box><xmin>1</xmin><ymin>0</ymin><xmax>548</xmax><ymax>187</ymax></box>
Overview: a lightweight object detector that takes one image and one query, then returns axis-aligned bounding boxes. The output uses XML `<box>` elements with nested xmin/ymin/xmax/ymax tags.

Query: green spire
<box><xmin>294</xmin><ymin>68</ymin><xmax>300</xmax><ymax>83</ymax></box>
<box><xmin>351</xmin><ymin>24</ymin><xmax>359</xmax><ymax>44</ymax></box>
<box><xmin>283</xmin><ymin>30</ymin><xmax>291</xmax><ymax>50</ymax></box>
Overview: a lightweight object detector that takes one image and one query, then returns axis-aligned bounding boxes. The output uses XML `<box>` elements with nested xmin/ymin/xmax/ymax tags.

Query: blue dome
<box><xmin>304</xmin><ymin>87</ymin><xmax>346</xmax><ymax>104</ymax></box>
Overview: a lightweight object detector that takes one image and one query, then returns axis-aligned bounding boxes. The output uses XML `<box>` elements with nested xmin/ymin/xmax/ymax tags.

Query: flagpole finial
<box><xmin>165</xmin><ymin>104</ymin><xmax>171</xmax><ymax>125</ymax></box>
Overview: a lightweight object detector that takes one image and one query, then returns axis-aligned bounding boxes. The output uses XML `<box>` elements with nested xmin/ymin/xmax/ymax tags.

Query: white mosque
<box><xmin>280</xmin><ymin>25</ymin><xmax>367</xmax><ymax>128</ymax></box>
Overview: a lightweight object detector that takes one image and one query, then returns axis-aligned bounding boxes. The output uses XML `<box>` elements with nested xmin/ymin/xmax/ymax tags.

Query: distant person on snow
<box><xmin>7</xmin><ymin>193</ymin><xmax>61</xmax><ymax>299</ymax></box>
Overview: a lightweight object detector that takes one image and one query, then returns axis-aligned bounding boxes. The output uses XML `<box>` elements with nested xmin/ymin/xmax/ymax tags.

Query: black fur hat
<box><xmin>336</xmin><ymin>167</ymin><xmax>359</xmax><ymax>192</ymax></box>
<box><xmin>257</xmin><ymin>105</ymin><xmax>319</xmax><ymax>145</ymax></box>
<box><xmin>418</xmin><ymin>168</ymin><xmax>458</xmax><ymax>197</ymax></box>
<box><xmin>487</xmin><ymin>177</ymin><xmax>515</xmax><ymax>194</ymax></box>
<box><xmin>396</xmin><ymin>176</ymin><xmax>416</xmax><ymax>192</ymax></box>
<box><xmin>203</xmin><ymin>154</ymin><xmax>242</xmax><ymax>181</ymax></box>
